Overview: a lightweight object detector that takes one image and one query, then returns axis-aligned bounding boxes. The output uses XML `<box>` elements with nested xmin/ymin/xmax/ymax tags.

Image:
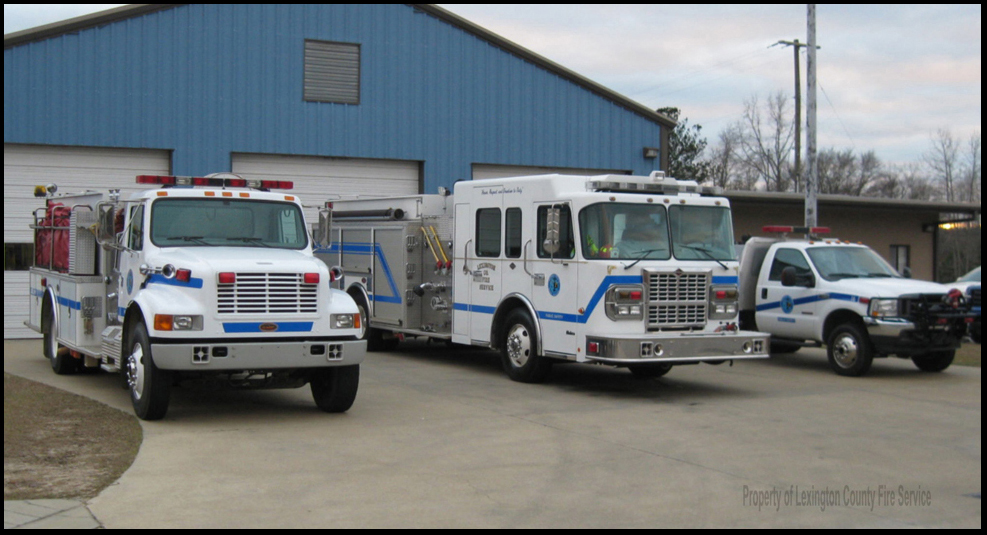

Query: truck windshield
<box><xmin>150</xmin><ymin>198</ymin><xmax>308</xmax><ymax>249</ymax></box>
<box><xmin>579</xmin><ymin>203</ymin><xmax>735</xmax><ymax>262</ymax></box>
<box><xmin>668</xmin><ymin>205</ymin><xmax>736</xmax><ymax>261</ymax></box>
<box><xmin>805</xmin><ymin>246</ymin><xmax>900</xmax><ymax>281</ymax></box>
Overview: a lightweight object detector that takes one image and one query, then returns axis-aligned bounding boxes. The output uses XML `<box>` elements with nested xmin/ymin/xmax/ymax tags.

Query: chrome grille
<box><xmin>646</xmin><ymin>271</ymin><xmax>710</xmax><ymax>329</ymax></box>
<box><xmin>971</xmin><ymin>288</ymin><xmax>981</xmax><ymax>309</ymax></box>
<box><xmin>218</xmin><ymin>273</ymin><xmax>319</xmax><ymax>315</ymax></box>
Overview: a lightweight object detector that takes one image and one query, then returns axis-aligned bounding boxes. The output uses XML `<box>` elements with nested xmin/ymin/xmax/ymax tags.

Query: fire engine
<box><xmin>27</xmin><ymin>174</ymin><xmax>366</xmax><ymax>420</ymax></box>
<box><xmin>318</xmin><ymin>172</ymin><xmax>769</xmax><ymax>383</ymax></box>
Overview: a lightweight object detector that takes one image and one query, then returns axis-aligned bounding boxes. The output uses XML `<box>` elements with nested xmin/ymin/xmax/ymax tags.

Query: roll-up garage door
<box><xmin>232</xmin><ymin>153</ymin><xmax>421</xmax><ymax>223</ymax></box>
<box><xmin>3</xmin><ymin>144</ymin><xmax>171</xmax><ymax>339</ymax></box>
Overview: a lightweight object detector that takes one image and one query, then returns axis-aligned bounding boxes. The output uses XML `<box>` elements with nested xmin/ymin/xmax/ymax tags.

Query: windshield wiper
<box><xmin>678</xmin><ymin>245</ymin><xmax>728</xmax><ymax>269</ymax></box>
<box><xmin>623</xmin><ymin>249</ymin><xmax>665</xmax><ymax>270</ymax></box>
<box><xmin>226</xmin><ymin>237</ymin><xmax>273</xmax><ymax>248</ymax></box>
<box><xmin>827</xmin><ymin>273</ymin><xmax>861</xmax><ymax>280</ymax></box>
<box><xmin>166</xmin><ymin>236</ymin><xmax>207</xmax><ymax>245</ymax></box>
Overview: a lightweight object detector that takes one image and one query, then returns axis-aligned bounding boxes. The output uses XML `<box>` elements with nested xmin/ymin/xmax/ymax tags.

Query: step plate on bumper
<box><xmin>585</xmin><ymin>331</ymin><xmax>769</xmax><ymax>365</ymax></box>
<box><xmin>151</xmin><ymin>339</ymin><xmax>367</xmax><ymax>371</ymax></box>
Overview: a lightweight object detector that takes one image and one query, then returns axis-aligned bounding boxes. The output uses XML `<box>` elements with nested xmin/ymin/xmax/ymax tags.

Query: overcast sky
<box><xmin>4</xmin><ymin>4</ymin><xmax>982</xmax><ymax>167</ymax></box>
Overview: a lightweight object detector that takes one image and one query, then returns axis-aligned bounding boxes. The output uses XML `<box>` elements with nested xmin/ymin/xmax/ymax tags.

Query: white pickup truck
<box><xmin>738</xmin><ymin>229</ymin><xmax>977</xmax><ymax>376</ymax></box>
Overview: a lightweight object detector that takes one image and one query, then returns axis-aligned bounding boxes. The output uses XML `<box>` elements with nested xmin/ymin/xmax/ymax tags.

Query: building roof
<box><xmin>3</xmin><ymin>3</ymin><xmax>676</xmax><ymax>129</ymax></box>
<box><xmin>725</xmin><ymin>189</ymin><xmax>982</xmax><ymax>220</ymax></box>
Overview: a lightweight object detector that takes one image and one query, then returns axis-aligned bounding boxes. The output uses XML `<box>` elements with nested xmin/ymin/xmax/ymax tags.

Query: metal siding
<box><xmin>5</xmin><ymin>4</ymin><xmax>663</xmax><ymax>193</ymax></box>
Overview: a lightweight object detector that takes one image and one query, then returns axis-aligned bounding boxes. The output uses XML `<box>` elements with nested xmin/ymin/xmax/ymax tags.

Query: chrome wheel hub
<box><xmin>506</xmin><ymin>324</ymin><xmax>531</xmax><ymax>368</ymax></box>
<box><xmin>832</xmin><ymin>334</ymin><xmax>859</xmax><ymax>369</ymax></box>
<box><xmin>126</xmin><ymin>343</ymin><xmax>145</xmax><ymax>400</ymax></box>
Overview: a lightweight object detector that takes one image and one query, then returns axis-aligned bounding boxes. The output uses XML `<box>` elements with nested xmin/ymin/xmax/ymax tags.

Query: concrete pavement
<box><xmin>4</xmin><ymin>339</ymin><xmax>982</xmax><ymax>528</ymax></box>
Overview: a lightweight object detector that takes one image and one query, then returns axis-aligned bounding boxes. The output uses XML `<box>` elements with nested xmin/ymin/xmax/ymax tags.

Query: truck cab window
<box><xmin>127</xmin><ymin>205</ymin><xmax>144</xmax><ymax>251</ymax></box>
<box><xmin>768</xmin><ymin>249</ymin><xmax>812</xmax><ymax>281</ymax></box>
<box><xmin>505</xmin><ymin>208</ymin><xmax>522</xmax><ymax>259</ymax></box>
<box><xmin>476</xmin><ymin>208</ymin><xmax>502</xmax><ymax>258</ymax></box>
<box><xmin>537</xmin><ymin>205</ymin><xmax>574</xmax><ymax>259</ymax></box>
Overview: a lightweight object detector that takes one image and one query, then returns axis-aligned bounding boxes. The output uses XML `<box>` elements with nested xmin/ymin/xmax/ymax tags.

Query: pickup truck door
<box><xmin>756</xmin><ymin>247</ymin><xmax>819</xmax><ymax>341</ymax></box>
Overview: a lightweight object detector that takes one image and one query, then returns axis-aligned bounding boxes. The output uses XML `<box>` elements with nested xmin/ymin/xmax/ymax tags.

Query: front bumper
<box><xmin>584</xmin><ymin>330</ymin><xmax>770</xmax><ymax>365</ymax></box>
<box><xmin>151</xmin><ymin>338</ymin><xmax>367</xmax><ymax>371</ymax></box>
<box><xmin>864</xmin><ymin>317</ymin><xmax>964</xmax><ymax>356</ymax></box>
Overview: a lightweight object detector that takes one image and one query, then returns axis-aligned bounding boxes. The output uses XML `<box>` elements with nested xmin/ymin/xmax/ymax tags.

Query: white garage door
<box><xmin>472</xmin><ymin>164</ymin><xmax>627</xmax><ymax>181</ymax></box>
<box><xmin>3</xmin><ymin>144</ymin><xmax>171</xmax><ymax>339</ymax></box>
<box><xmin>232</xmin><ymin>153</ymin><xmax>420</xmax><ymax>223</ymax></box>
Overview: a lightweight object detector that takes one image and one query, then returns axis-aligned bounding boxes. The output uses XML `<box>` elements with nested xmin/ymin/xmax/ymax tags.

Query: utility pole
<box><xmin>775</xmin><ymin>39</ymin><xmax>809</xmax><ymax>193</ymax></box>
<box><xmin>805</xmin><ymin>4</ymin><xmax>819</xmax><ymax>229</ymax></box>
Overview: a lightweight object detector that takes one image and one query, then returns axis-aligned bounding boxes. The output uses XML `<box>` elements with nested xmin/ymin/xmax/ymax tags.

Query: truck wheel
<box><xmin>973</xmin><ymin>322</ymin><xmax>981</xmax><ymax>345</ymax></box>
<box><xmin>628</xmin><ymin>363</ymin><xmax>673</xmax><ymax>379</ymax></box>
<box><xmin>44</xmin><ymin>303</ymin><xmax>76</xmax><ymax>375</ymax></box>
<box><xmin>125</xmin><ymin>323</ymin><xmax>172</xmax><ymax>421</ymax></box>
<box><xmin>826</xmin><ymin>323</ymin><xmax>874</xmax><ymax>377</ymax></box>
<box><xmin>355</xmin><ymin>297</ymin><xmax>398</xmax><ymax>352</ymax></box>
<box><xmin>912</xmin><ymin>350</ymin><xmax>955</xmax><ymax>373</ymax></box>
<box><xmin>500</xmin><ymin>310</ymin><xmax>552</xmax><ymax>383</ymax></box>
<box><xmin>310</xmin><ymin>365</ymin><xmax>360</xmax><ymax>413</ymax></box>
<box><xmin>771</xmin><ymin>341</ymin><xmax>802</xmax><ymax>355</ymax></box>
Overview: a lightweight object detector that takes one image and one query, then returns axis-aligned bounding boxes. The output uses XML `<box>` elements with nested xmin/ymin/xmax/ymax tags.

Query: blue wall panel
<box><xmin>5</xmin><ymin>4</ymin><xmax>664</xmax><ymax>192</ymax></box>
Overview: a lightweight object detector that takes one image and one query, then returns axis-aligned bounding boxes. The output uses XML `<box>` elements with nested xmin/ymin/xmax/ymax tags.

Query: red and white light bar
<box><xmin>763</xmin><ymin>226</ymin><xmax>831</xmax><ymax>235</ymax></box>
<box><xmin>137</xmin><ymin>175</ymin><xmax>293</xmax><ymax>190</ymax></box>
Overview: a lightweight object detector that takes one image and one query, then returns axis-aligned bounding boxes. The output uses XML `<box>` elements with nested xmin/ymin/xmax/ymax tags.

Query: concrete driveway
<box><xmin>4</xmin><ymin>339</ymin><xmax>981</xmax><ymax>528</ymax></box>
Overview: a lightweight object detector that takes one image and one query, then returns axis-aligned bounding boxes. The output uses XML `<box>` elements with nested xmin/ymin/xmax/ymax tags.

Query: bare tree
<box><xmin>924</xmin><ymin>129</ymin><xmax>961</xmax><ymax>202</ymax></box>
<box><xmin>866</xmin><ymin>163</ymin><xmax>940</xmax><ymax>201</ymax></box>
<box><xmin>707</xmin><ymin>125</ymin><xmax>742</xmax><ymax>190</ymax></box>
<box><xmin>965</xmin><ymin>133</ymin><xmax>981</xmax><ymax>203</ymax></box>
<box><xmin>735</xmin><ymin>92</ymin><xmax>795</xmax><ymax>192</ymax></box>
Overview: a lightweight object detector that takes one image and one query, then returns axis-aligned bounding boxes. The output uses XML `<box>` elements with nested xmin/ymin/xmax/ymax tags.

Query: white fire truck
<box><xmin>27</xmin><ymin>174</ymin><xmax>366</xmax><ymax>420</ymax></box>
<box><xmin>318</xmin><ymin>172</ymin><xmax>769</xmax><ymax>383</ymax></box>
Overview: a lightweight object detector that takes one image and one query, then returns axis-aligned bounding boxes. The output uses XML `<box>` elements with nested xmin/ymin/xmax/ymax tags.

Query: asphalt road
<box><xmin>3</xmin><ymin>339</ymin><xmax>981</xmax><ymax>528</ymax></box>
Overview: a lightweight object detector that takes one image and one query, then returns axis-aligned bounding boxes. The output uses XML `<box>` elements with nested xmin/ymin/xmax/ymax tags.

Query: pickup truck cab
<box><xmin>739</xmin><ymin>234</ymin><xmax>976</xmax><ymax>376</ymax></box>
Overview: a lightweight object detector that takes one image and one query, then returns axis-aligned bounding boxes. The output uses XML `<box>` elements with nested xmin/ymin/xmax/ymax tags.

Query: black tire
<box><xmin>826</xmin><ymin>323</ymin><xmax>874</xmax><ymax>377</ymax></box>
<box><xmin>44</xmin><ymin>301</ymin><xmax>76</xmax><ymax>375</ymax></box>
<box><xmin>500</xmin><ymin>310</ymin><xmax>552</xmax><ymax>383</ymax></box>
<box><xmin>912</xmin><ymin>350</ymin><xmax>955</xmax><ymax>373</ymax></box>
<box><xmin>628</xmin><ymin>363</ymin><xmax>673</xmax><ymax>379</ymax></box>
<box><xmin>771</xmin><ymin>341</ymin><xmax>802</xmax><ymax>355</ymax></box>
<box><xmin>125</xmin><ymin>323</ymin><xmax>172</xmax><ymax>421</ymax></box>
<box><xmin>310</xmin><ymin>365</ymin><xmax>360</xmax><ymax>413</ymax></box>
<box><xmin>973</xmin><ymin>322</ymin><xmax>981</xmax><ymax>345</ymax></box>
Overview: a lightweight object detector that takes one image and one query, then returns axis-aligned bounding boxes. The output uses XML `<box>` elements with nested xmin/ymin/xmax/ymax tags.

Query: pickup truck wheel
<box><xmin>912</xmin><ymin>350</ymin><xmax>955</xmax><ymax>373</ymax></box>
<box><xmin>125</xmin><ymin>323</ymin><xmax>172</xmax><ymax>421</ymax></box>
<box><xmin>310</xmin><ymin>365</ymin><xmax>360</xmax><ymax>413</ymax></box>
<box><xmin>501</xmin><ymin>310</ymin><xmax>552</xmax><ymax>383</ymax></box>
<box><xmin>44</xmin><ymin>304</ymin><xmax>76</xmax><ymax>375</ymax></box>
<box><xmin>826</xmin><ymin>323</ymin><xmax>874</xmax><ymax>377</ymax></box>
<box><xmin>973</xmin><ymin>322</ymin><xmax>981</xmax><ymax>344</ymax></box>
<box><xmin>628</xmin><ymin>363</ymin><xmax>673</xmax><ymax>379</ymax></box>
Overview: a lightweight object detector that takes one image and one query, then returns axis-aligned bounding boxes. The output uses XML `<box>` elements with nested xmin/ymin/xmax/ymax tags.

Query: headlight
<box><xmin>605</xmin><ymin>285</ymin><xmax>645</xmax><ymax>321</ymax></box>
<box><xmin>709</xmin><ymin>286</ymin><xmax>739</xmax><ymax>320</ymax></box>
<box><xmin>154</xmin><ymin>315</ymin><xmax>203</xmax><ymax>331</ymax></box>
<box><xmin>331</xmin><ymin>314</ymin><xmax>355</xmax><ymax>329</ymax></box>
<box><xmin>868</xmin><ymin>298</ymin><xmax>900</xmax><ymax>318</ymax></box>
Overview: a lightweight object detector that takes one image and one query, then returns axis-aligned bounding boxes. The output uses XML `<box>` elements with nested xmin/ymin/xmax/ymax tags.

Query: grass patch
<box><xmin>3</xmin><ymin>373</ymin><xmax>142</xmax><ymax>501</ymax></box>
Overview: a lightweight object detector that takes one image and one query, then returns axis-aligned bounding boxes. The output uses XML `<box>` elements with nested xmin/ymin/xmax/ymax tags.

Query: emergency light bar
<box><xmin>136</xmin><ymin>175</ymin><xmax>293</xmax><ymax>190</ymax></box>
<box><xmin>763</xmin><ymin>226</ymin><xmax>831</xmax><ymax>235</ymax></box>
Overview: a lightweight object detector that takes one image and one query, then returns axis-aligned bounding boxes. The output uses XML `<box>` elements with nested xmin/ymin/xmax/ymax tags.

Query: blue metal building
<box><xmin>4</xmin><ymin>4</ymin><xmax>673</xmax><ymax>339</ymax></box>
<box><xmin>4</xmin><ymin>4</ymin><xmax>672</xmax><ymax>192</ymax></box>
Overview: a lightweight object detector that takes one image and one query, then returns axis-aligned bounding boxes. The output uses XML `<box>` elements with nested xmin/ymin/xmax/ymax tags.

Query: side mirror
<box><xmin>902</xmin><ymin>267</ymin><xmax>913</xmax><ymax>279</ymax></box>
<box><xmin>542</xmin><ymin>207</ymin><xmax>561</xmax><ymax>255</ymax></box>
<box><xmin>782</xmin><ymin>267</ymin><xmax>815</xmax><ymax>288</ymax></box>
<box><xmin>97</xmin><ymin>204</ymin><xmax>116</xmax><ymax>245</ymax></box>
<box><xmin>316</xmin><ymin>209</ymin><xmax>332</xmax><ymax>248</ymax></box>
<box><xmin>781</xmin><ymin>267</ymin><xmax>798</xmax><ymax>288</ymax></box>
